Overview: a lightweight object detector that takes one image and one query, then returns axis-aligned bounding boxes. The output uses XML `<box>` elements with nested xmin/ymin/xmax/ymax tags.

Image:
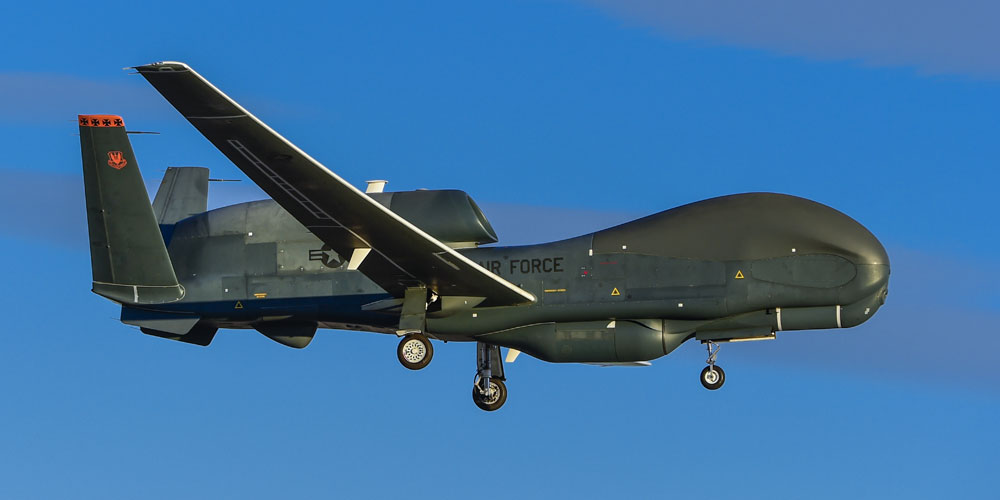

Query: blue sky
<box><xmin>0</xmin><ymin>1</ymin><xmax>997</xmax><ymax>498</ymax></box>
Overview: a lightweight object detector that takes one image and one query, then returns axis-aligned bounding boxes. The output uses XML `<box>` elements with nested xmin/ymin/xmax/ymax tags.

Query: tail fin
<box><xmin>152</xmin><ymin>166</ymin><xmax>209</xmax><ymax>225</ymax></box>
<box><xmin>79</xmin><ymin>115</ymin><xmax>184</xmax><ymax>304</ymax></box>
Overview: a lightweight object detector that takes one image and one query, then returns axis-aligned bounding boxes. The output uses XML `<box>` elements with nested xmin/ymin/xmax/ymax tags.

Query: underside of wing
<box><xmin>135</xmin><ymin>61</ymin><xmax>534</xmax><ymax>308</ymax></box>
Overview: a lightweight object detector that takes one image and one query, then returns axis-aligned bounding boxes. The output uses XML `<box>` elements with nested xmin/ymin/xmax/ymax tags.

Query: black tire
<box><xmin>700</xmin><ymin>365</ymin><xmax>726</xmax><ymax>390</ymax></box>
<box><xmin>472</xmin><ymin>377</ymin><xmax>508</xmax><ymax>411</ymax></box>
<box><xmin>397</xmin><ymin>334</ymin><xmax>433</xmax><ymax>370</ymax></box>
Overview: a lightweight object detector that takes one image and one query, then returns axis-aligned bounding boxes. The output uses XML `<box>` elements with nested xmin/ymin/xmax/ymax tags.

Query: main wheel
<box><xmin>397</xmin><ymin>334</ymin><xmax>433</xmax><ymax>370</ymax></box>
<box><xmin>700</xmin><ymin>365</ymin><xmax>726</xmax><ymax>390</ymax></box>
<box><xmin>472</xmin><ymin>377</ymin><xmax>507</xmax><ymax>411</ymax></box>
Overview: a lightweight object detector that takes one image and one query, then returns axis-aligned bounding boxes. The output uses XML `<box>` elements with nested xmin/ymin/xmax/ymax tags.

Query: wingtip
<box><xmin>129</xmin><ymin>61</ymin><xmax>192</xmax><ymax>73</ymax></box>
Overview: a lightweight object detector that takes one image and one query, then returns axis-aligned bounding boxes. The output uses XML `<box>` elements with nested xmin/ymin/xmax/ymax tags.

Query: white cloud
<box><xmin>581</xmin><ymin>0</ymin><xmax>1000</xmax><ymax>78</ymax></box>
<box><xmin>0</xmin><ymin>73</ymin><xmax>161</xmax><ymax>122</ymax></box>
<box><xmin>0</xmin><ymin>72</ymin><xmax>312</xmax><ymax>125</ymax></box>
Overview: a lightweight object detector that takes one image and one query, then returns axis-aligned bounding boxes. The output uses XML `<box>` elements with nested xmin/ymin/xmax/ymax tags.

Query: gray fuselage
<box><xmin>151</xmin><ymin>192</ymin><xmax>889</xmax><ymax>363</ymax></box>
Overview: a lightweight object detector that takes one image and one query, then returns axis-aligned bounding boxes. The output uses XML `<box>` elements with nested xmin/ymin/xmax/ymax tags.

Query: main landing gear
<box><xmin>396</xmin><ymin>286</ymin><xmax>434</xmax><ymax>370</ymax></box>
<box><xmin>395</xmin><ymin>335</ymin><xmax>508</xmax><ymax>411</ymax></box>
<box><xmin>700</xmin><ymin>340</ymin><xmax>726</xmax><ymax>390</ymax></box>
<box><xmin>397</xmin><ymin>333</ymin><xmax>433</xmax><ymax>370</ymax></box>
<box><xmin>472</xmin><ymin>342</ymin><xmax>507</xmax><ymax>411</ymax></box>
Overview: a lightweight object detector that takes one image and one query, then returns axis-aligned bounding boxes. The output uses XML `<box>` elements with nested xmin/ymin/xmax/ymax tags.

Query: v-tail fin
<box><xmin>152</xmin><ymin>166</ymin><xmax>209</xmax><ymax>225</ymax></box>
<box><xmin>79</xmin><ymin>114</ymin><xmax>184</xmax><ymax>304</ymax></box>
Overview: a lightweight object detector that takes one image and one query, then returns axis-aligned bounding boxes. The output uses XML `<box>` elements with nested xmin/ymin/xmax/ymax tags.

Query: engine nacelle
<box><xmin>369</xmin><ymin>190</ymin><xmax>498</xmax><ymax>247</ymax></box>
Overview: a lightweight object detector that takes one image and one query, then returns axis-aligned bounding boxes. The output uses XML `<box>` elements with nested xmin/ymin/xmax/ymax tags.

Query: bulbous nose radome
<box><xmin>840</xmin><ymin>231</ymin><xmax>890</xmax><ymax>328</ymax></box>
<box><xmin>847</xmin><ymin>224</ymin><xmax>890</xmax><ymax>297</ymax></box>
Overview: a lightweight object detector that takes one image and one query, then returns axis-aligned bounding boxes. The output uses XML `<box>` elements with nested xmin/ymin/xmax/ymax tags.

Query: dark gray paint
<box><xmin>81</xmin><ymin>62</ymin><xmax>892</xmax><ymax>365</ymax></box>
<box><xmin>135</xmin><ymin>189</ymin><xmax>889</xmax><ymax>362</ymax></box>
<box><xmin>151</xmin><ymin>166</ymin><xmax>209</xmax><ymax>225</ymax></box>
<box><xmin>79</xmin><ymin>115</ymin><xmax>184</xmax><ymax>304</ymax></box>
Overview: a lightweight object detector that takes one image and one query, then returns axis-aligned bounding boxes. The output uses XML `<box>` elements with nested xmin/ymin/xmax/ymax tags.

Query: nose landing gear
<box><xmin>700</xmin><ymin>341</ymin><xmax>725</xmax><ymax>390</ymax></box>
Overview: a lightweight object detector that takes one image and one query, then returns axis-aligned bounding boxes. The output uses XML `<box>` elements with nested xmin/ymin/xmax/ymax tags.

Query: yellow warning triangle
<box><xmin>734</xmin><ymin>270</ymin><xmax>745</xmax><ymax>279</ymax></box>
<box><xmin>611</xmin><ymin>287</ymin><xmax>621</xmax><ymax>296</ymax></box>
<box><xmin>235</xmin><ymin>301</ymin><xmax>244</xmax><ymax>309</ymax></box>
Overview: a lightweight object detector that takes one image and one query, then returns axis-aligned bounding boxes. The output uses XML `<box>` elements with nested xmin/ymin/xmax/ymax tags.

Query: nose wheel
<box><xmin>397</xmin><ymin>333</ymin><xmax>433</xmax><ymax>370</ymax></box>
<box><xmin>700</xmin><ymin>341</ymin><xmax>725</xmax><ymax>390</ymax></box>
<box><xmin>700</xmin><ymin>365</ymin><xmax>726</xmax><ymax>390</ymax></box>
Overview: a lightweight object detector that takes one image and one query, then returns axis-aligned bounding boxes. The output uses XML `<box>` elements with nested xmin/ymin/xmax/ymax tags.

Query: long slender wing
<box><xmin>135</xmin><ymin>61</ymin><xmax>534</xmax><ymax>307</ymax></box>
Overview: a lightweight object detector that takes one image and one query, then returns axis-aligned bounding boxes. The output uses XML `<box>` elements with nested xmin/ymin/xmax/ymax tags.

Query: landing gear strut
<box><xmin>700</xmin><ymin>341</ymin><xmax>725</xmax><ymax>390</ymax></box>
<box><xmin>397</xmin><ymin>333</ymin><xmax>433</xmax><ymax>370</ymax></box>
<box><xmin>472</xmin><ymin>342</ymin><xmax>507</xmax><ymax>411</ymax></box>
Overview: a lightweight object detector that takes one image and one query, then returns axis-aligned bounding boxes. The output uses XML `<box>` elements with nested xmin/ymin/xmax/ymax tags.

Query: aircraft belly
<box><xmin>480</xmin><ymin>320</ymin><xmax>689</xmax><ymax>363</ymax></box>
<box><xmin>149</xmin><ymin>292</ymin><xmax>398</xmax><ymax>329</ymax></box>
<box><xmin>429</xmin><ymin>298</ymin><xmax>719</xmax><ymax>337</ymax></box>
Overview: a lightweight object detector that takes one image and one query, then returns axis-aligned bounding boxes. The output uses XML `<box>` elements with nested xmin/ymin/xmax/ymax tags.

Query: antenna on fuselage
<box><xmin>365</xmin><ymin>180</ymin><xmax>388</xmax><ymax>193</ymax></box>
<box><xmin>162</xmin><ymin>165</ymin><xmax>241</xmax><ymax>182</ymax></box>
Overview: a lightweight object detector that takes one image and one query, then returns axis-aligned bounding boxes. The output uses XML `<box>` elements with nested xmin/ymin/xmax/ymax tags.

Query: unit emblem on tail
<box><xmin>107</xmin><ymin>151</ymin><xmax>127</xmax><ymax>170</ymax></box>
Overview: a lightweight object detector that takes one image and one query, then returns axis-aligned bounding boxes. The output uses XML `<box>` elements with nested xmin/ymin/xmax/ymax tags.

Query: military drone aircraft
<box><xmin>79</xmin><ymin>61</ymin><xmax>890</xmax><ymax>411</ymax></box>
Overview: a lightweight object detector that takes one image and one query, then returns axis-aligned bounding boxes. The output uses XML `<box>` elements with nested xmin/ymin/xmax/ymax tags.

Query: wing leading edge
<box><xmin>135</xmin><ymin>61</ymin><xmax>534</xmax><ymax>308</ymax></box>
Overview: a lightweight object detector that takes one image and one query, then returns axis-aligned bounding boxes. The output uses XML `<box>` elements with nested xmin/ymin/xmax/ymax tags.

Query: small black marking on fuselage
<box><xmin>309</xmin><ymin>245</ymin><xmax>345</xmax><ymax>269</ymax></box>
<box><xmin>478</xmin><ymin>257</ymin><xmax>564</xmax><ymax>275</ymax></box>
